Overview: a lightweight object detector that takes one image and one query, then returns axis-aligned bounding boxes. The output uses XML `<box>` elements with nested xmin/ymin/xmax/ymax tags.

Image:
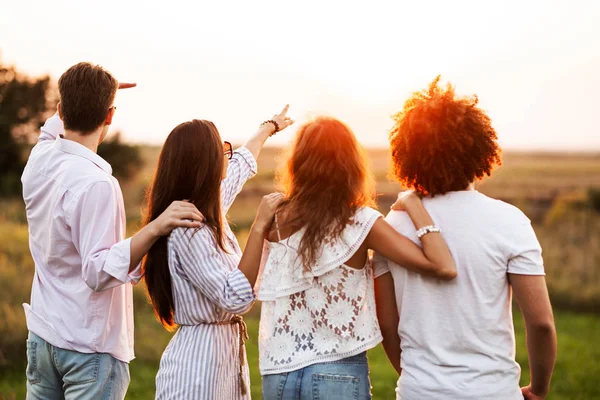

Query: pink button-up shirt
<box><xmin>21</xmin><ymin>114</ymin><xmax>141</xmax><ymax>362</ymax></box>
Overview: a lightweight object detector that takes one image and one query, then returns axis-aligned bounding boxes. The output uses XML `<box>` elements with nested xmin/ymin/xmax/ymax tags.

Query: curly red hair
<box><xmin>389</xmin><ymin>76</ymin><xmax>502</xmax><ymax>196</ymax></box>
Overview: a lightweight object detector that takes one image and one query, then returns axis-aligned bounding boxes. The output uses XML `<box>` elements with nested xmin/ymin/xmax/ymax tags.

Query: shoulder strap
<box><xmin>274</xmin><ymin>212</ymin><xmax>282</xmax><ymax>242</ymax></box>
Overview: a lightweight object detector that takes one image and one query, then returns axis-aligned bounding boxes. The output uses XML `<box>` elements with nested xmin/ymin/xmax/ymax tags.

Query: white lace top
<box><xmin>257</xmin><ymin>207</ymin><xmax>384</xmax><ymax>375</ymax></box>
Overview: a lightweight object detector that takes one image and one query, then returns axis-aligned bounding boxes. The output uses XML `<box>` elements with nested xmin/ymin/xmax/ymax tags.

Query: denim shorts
<box><xmin>262</xmin><ymin>352</ymin><xmax>372</xmax><ymax>400</ymax></box>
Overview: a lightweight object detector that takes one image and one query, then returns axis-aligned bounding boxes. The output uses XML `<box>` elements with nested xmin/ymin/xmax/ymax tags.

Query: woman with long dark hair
<box><xmin>143</xmin><ymin>107</ymin><xmax>293</xmax><ymax>399</ymax></box>
<box><xmin>257</xmin><ymin>117</ymin><xmax>457</xmax><ymax>400</ymax></box>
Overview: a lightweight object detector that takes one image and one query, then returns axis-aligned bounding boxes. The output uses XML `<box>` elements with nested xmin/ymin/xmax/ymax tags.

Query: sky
<box><xmin>1</xmin><ymin>0</ymin><xmax>599</xmax><ymax>150</ymax></box>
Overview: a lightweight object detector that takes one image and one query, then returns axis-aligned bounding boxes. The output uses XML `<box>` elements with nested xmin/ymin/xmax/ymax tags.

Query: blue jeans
<box><xmin>25</xmin><ymin>331</ymin><xmax>130</xmax><ymax>400</ymax></box>
<box><xmin>262</xmin><ymin>352</ymin><xmax>372</xmax><ymax>400</ymax></box>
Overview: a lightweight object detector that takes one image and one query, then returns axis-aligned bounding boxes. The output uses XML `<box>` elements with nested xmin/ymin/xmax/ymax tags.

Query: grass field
<box><xmin>1</xmin><ymin>148</ymin><xmax>600</xmax><ymax>399</ymax></box>
<box><xmin>1</xmin><ymin>307</ymin><xmax>599</xmax><ymax>399</ymax></box>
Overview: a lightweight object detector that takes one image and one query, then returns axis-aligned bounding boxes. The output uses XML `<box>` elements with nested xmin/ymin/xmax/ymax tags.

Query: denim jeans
<box><xmin>25</xmin><ymin>331</ymin><xmax>130</xmax><ymax>400</ymax></box>
<box><xmin>262</xmin><ymin>352</ymin><xmax>372</xmax><ymax>400</ymax></box>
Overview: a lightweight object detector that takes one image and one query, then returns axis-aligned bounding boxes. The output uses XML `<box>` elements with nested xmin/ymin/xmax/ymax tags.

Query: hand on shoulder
<box><xmin>253</xmin><ymin>193</ymin><xmax>286</xmax><ymax>234</ymax></box>
<box><xmin>391</xmin><ymin>190</ymin><xmax>423</xmax><ymax>211</ymax></box>
<box><xmin>150</xmin><ymin>201</ymin><xmax>204</xmax><ymax>237</ymax></box>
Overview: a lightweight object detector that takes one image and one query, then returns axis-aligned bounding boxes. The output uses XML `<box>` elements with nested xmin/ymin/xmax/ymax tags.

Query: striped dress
<box><xmin>155</xmin><ymin>147</ymin><xmax>257</xmax><ymax>400</ymax></box>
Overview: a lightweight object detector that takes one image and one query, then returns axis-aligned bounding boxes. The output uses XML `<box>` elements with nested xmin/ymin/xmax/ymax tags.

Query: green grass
<box><xmin>1</xmin><ymin>309</ymin><xmax>599</xmax><ymax>399</ymax></box>
<box><xmin>2</xmin><ymin>150</ymin><xmax>600</xmax><ymax>398</ymax></box>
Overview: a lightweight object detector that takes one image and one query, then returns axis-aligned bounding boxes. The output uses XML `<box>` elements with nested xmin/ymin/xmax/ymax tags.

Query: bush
<box><xmin>588</xmin><ymin>188</ymin><xmax>600</xmax><ymax>213</ymax></box>
<box><xmin>0</xmin><ymin>62</ymin><xmax>53</xmax><ymax>197</ymax></box>
<box><xmin>97</xmin><ymin>132</ymin><xmax>143</xmax><ymax>180</ymax></box>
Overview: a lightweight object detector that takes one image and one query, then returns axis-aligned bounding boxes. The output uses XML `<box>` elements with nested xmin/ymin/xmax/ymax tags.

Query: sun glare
<box><xmin>0</xmin><ymin>0</ymin><xmax>599</xmax><ymax>149</ymax></box>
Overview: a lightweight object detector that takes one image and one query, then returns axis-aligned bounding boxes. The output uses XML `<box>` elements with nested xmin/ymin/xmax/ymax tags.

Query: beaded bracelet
<box><xmin>260</xmin><ymin>119</ymin><xmax>280</xmax><ymax>136</ymax></box>
<box><xmin>416</xmin><ymin>225</ymin><xmax>441</xmax><ymax>239</ymax></box>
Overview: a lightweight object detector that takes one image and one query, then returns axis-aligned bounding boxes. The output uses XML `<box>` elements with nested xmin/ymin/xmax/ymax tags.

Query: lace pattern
<box><xmin>258</xmin><ymin>207</ymin><xmax>383</xmax><ymax>374</ymax></box>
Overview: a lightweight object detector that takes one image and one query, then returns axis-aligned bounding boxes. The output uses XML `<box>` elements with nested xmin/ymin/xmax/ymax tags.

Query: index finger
<box><xmin>278</xmin><ymin>104</ymin><xmax>289</xmax><ymax>117</ymax></box>
<box><xmin>118</xmin><ymin>82</ymin><xmax>137</xmax><ymax>90</ymax></box>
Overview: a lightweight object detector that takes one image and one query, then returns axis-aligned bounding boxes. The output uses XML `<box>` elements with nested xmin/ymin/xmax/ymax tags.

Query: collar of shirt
<box><xmin>54</xmin><ymin>136</ymin><xmax>113</xmax><ymax>175</ymax></box>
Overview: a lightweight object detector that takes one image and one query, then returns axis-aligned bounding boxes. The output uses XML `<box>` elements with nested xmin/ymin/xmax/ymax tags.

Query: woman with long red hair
<box><xmin>257</xmin><ymin>117</ymin><xmax>457</xmax><ymax>399</ymax></box>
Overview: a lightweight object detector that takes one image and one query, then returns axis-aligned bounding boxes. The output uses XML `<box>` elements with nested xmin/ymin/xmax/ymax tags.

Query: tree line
<box><xmin>0</xmin><ymin>58</ymin><xmax>142</xmax><ymax>197</ymax></box>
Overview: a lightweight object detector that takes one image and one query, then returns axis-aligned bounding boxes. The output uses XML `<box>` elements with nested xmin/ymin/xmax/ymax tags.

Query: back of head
<box><xmin>143</xmin><ymin>119</ymin><xmax>226</xmax><ymax>329</ymax></box>
<box><xmin>389</xmin><ymin>76</ymin><xmax>502</xmax><ymax>196</ymax></box>
<box><xmin>279</xmin><ymin>116</ymin><xmax>375</xmax><ymax>269</ymax></box>
<box><xmin>58</xmin><ymin>62</ymin><xmax>118</xmax><ymax>134</ymax></box>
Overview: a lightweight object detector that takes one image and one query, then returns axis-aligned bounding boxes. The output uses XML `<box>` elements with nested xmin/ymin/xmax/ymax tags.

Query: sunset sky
<box><xmin>1</xmin><ymin>0</ymin><xmax>599</xmax><ymax>150</ymax></box>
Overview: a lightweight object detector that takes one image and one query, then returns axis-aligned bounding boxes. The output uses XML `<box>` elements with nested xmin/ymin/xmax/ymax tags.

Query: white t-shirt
<box><xmin>374</xmin><ymin>190</ymin><xmax>544</xmax><ymax>400</ymax></box>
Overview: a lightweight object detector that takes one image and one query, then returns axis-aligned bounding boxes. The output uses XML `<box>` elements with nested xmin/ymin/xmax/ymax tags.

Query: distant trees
<box><xmin>588</xmin><ymin>188</ymin><xmax>600</xmax><ymax>213</ymax></box>
<box><xmin>98</xmin><ymin>132</ymin><xmax>143</xmax><ymax>180</ymax></box>
<box><xmin>0</xmin><ymin>58</ymin><xmax>142</xmax><ymax>197</ymax></box>
<box><xmin>0</xmin><ymin>61</ymin><xmax>53</xmax><ymax>195</ymax></box>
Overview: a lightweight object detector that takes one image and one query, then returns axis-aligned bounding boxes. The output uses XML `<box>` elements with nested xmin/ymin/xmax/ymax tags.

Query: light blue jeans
<box><xmin>262</xmin><ymin>352</ymin><xmax>372</xmax><ymax>400</ymax></box>
<box><xmin>25</xmin><ymin>331</ymin><xmax>130</xmax><ymax>400</ymax></box>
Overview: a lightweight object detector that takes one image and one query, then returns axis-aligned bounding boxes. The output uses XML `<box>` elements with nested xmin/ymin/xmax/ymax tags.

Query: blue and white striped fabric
<box><xmin>155</xmin><ymin>147</ymin><xmax>258</xmax><ymax>400</ymax></box>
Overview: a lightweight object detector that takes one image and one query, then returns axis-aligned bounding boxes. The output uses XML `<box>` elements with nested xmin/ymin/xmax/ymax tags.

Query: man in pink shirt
<box><xmin>21</xmin><ymin>62</ymin><xmax>203</xmax><ymax>399</ymax></box>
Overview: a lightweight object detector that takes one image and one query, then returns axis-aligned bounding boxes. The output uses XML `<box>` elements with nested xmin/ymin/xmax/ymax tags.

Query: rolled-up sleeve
<box><xmin>221</xmin><ymin>146</ymin><xmax>258</xmax><ymax>213</ymax></box>
<box><xmin>176</xmin><ymin>228</ymin><xmax>255</xmax><ymax>314</ymax></box>
<box><xmin>103</xmin><ymin>238</ymin><xmax>143</xmax><ymax>284</ymax></box>
<box><xmin>34</xmin><ymin>114</ymin><xmax>64</xmax><ymax>148</ymax></box>
<box><xmin>69</xmin><ymin>181</ymin><xmax>137</xmax><ymax>291</ymax></box>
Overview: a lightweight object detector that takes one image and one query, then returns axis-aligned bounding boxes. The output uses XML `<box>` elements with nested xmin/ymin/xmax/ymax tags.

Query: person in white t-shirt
<box><xmin>373</xmin><ymin>76</ymin><xmax>557</xmax><ymax>400</ymax></box>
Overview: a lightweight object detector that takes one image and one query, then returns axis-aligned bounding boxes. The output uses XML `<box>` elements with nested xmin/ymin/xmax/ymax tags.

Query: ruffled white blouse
<box><xmin>257</xmin><ymin>207</ymin><xmax>384</xmax><ymax>375</ymax></box>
